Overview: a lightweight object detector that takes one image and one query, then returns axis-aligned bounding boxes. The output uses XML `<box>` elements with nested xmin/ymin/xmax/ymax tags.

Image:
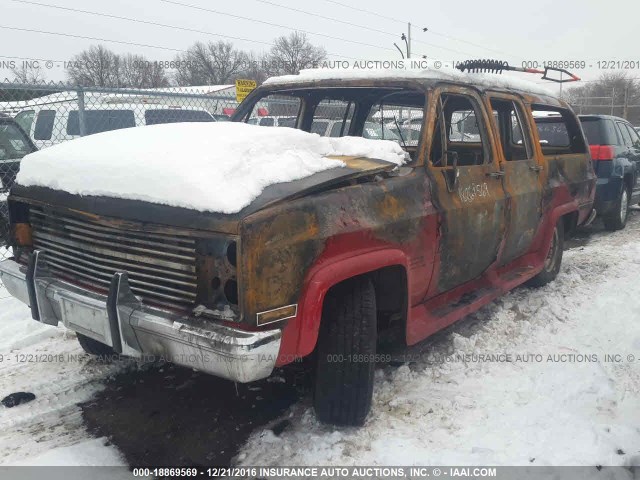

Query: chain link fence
<box><xmin>0</xmin><ymin>80</ymin><xmax>242</xmax><ymax>260</ymax></box>
<box><xmin>569</xmin><ymin>95</ymin><xmax>640</xmax><ymax>126</ymax></box>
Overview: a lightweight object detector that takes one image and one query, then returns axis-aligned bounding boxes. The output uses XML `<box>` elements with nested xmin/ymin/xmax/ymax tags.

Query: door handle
<box><xmin>529</xmin><ymin>165</ymin><xmax>543</xmax><ymax>172</ymax></box>
<box><xmin>486</xmin><ymin>171</ymin><xmax>505</xmax><ymax>178</ymax></box>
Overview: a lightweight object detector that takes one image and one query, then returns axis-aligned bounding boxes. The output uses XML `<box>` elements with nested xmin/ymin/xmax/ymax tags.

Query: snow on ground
<box><xmin>237</xmin><ymin>215</ymin><xmax>640</xmax><ymax>468</ymax></box>
<box><xmin>0</xmin><ymin>283</ymin><xmax>131</xmax><ymax>465</ymax></box>
<box><xmin>15</xmin><ymin>122</ymin><xmax>407</xmax><ymax>214</ymax></box>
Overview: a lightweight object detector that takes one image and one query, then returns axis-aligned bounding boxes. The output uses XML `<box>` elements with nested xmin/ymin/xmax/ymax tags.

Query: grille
<box><xmin>29</xmin><ymin>206</ymin><xmax>198</xmax><ymax>309</ymax></box>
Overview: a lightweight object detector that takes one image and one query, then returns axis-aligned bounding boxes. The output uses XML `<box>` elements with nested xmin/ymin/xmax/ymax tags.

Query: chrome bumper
<box><xmin>0</xmin><ymin>254</ymin><xmax>282</xmax><ymax>383</ymax></box>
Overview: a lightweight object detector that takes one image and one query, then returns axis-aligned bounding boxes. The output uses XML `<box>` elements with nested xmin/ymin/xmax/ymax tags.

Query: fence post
<box><xmin>611</xmin><ymin>88</ymin><xmax>615</xmax><ymax>116</ymax></box>
<box><xmin>77</xmin><ymin>86</ymin><xmax>86</xmax><ymax>136</ymax></box>
<box><xmin>623</xmin><ymin>86</ymin><xmax>629</xmax><ymax>120</ymax></box>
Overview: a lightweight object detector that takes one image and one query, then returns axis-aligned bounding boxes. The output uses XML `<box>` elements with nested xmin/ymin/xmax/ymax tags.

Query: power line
<box><xmin>322</xmin><ymin>0</ymin><xmax>405</xmax><ymax>24</ymax></box>
<box><xmin>253</xmin><ymin>0</ymin><xmax>396</xmax><ymax>37</ymax></box>
<box><xmin>319</xmin><ymin>0</ymin><xmax>520</xmax><ymax>60</ymax></box>
<box><xmin>252</xmin><ymin>0</ymin><xmax>479</xmax><ymax>58</ymax></box>
<box><xmin>417</xmin><ymin>31</ymin><xmax>520</xmax><ymax>60</ymax></box>
<box><xmin>0</xmin><ymin>25</ymin><xmax>186</xmax><ymax>52</ymax></box>
<box><xmin>159</xmin><ymin>0</ymin><xmax>396</xmax><ymax>52</ymax></box>
<box><xmin>5</xmin><ymin>0</ymin><xmax>359</xmax><ymax>59</ymax></box>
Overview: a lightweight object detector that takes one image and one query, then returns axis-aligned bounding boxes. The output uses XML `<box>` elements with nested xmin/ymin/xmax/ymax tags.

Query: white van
<box><xmin>14</xmin><ymin>103</ymin><xmax>216</xmax><ymax>150</ymax></box>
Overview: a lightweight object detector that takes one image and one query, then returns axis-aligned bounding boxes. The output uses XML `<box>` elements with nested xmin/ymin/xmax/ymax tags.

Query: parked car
<box><xmin>14</xmin><ymin>104</ymin><xmax>216</xmax><ymax>150</ymax></box>
<box><xmin>576</xmin><ymin>115</ymin><xmax>640</xmax><ymax>230</ymax></box>
<box><xmin>247</xmin><ymin>115</ymin><xmax>296</xmax><ymax>127</ymax></box>
<box><xmin>0</xmin><ymin>115</ymin><xmax>37</xmax><ymax>192</ymax></box>
<box><xmin>0</xmin><ymin>70</ymin><xmax>596</xmax><ymax>426</ymax></box>
<box><xmin>0</xmin><ymin>115</ymin><xmax>37</xmax><ymax>247</ymax></box>
<box><xmin>310</xmin><ymin>118</ymin><xmax>402</xmax><ymax>142</ymax></box>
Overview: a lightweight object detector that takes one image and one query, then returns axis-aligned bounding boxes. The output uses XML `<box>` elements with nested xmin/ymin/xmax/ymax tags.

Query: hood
<box><xmin>15</xmin><ymin>122</ymin><xmax>407</xmax><ymax>219</ymax></box>
<box><xmin>10</xmin><ymin>154</ymin><xmax>401</xmax><ymax>235</ymax></box>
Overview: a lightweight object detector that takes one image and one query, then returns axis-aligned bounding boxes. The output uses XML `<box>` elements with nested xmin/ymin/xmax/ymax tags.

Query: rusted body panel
<box><xmin>5</xmin><ymin>73</ymin><xmax>596</xmax><ymax>371</ymax></box>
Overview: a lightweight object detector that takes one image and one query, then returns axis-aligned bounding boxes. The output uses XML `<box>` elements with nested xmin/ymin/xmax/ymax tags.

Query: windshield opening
<box><xmin>239</xmin><ymin>87</ymin><xmax>426</xmax><ymax>162</ymax></box>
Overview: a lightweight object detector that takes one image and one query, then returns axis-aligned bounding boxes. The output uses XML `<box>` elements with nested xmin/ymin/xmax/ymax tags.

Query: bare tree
<box><xmin>66</xmin><ymin>45</ymin><xmax>121</xmax><ymax>87</ymax></box>
<box><xmin>10</xmin><ymin>63</ymin><xmax>46</xmax><ymax>83</ymax></box>
<box><xmin>66</xmin><ymin>46</ymin><xmax>169</xmax><ymax>88</ymax></box>
<box><xmin>174</xmin><ymin>41</ymin><xmax>248</xmax><ymax>86</ymax></box>
<box><xmin>243</xmin><ymin>52</ymin><xmax>269</xmax><ymax>85</ymax></box>
<box><xmin>264</xmin><ymin>32</ymin><xmax>326</xmax><ymax>76</ymax></box>
<box><xmin>119</xmin><ymin>54</ymin><xmax>170</xmax><ymax>88</ymax></box>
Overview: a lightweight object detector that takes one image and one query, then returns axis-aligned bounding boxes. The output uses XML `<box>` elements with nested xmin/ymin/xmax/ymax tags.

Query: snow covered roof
<box><xmin>264</xmin><ymin>67</ymin><xmax>555</xmax><ymax>97</ymax></box>
<box><xmin>16</xmin><ymin>122</ymin><xmax>407</xmax><ymax>214</ymax></box>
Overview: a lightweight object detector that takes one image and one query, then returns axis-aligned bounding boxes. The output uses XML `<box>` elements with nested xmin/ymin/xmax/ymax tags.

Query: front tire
<box><xmin>314</xmin><ymin>277</ymin><xmax>377</xmax><ymax>426</ymax></box>
<box><xmin>76</xmin><ymin>333</ymin><xmax>116</xmax><ymax>357</ymax></box>
<box><xmin>527</xmin><ymin>220</ymin><xmax>564</xmax><ymax>288</ymax></box>
<box><xmin>603</xmin><ymin>184</ymin><xmax>629</xmax><ymax>231</ymax></box>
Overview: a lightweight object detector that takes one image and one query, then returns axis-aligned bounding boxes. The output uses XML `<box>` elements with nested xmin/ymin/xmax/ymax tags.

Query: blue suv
<box><xmin>579</xmin><ymin>115</ymin><xmax>640</xmax><ymax>230</ymax></box>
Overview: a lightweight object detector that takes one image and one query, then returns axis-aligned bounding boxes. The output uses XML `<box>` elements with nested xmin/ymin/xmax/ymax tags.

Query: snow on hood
<box><xmin>16</xmin><ymin>122</ymin><xmax>408</xmax><ymax>214</ymax></box>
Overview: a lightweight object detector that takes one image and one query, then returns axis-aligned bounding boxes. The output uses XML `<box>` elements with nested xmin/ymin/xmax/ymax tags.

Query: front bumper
<box><xmin>0</xmin><ymin>254</ymin><xmax>281</xmax><ymax>383</ymax></box>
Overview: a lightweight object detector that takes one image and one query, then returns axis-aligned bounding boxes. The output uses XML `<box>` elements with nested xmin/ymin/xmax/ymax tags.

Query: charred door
<box><xmin>488</xmin><ymin>95</ymin><xmax>543</xmax><ymax>266</ymax></box>
<box><xmin>427</xmin><ymin>88</ymin><xmax>508</xmax><ymax>293</ymax></box>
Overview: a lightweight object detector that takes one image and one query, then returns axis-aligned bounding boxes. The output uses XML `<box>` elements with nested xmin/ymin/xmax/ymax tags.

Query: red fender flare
<box><xmin>277</xmin><ymin>248</ymin><xmax>409</xmax><ymax>364</ymax></box>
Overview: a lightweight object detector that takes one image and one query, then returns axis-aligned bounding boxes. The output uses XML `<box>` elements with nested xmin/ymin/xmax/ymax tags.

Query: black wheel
<box><xmin>314</xmin><ymin>277</ymin><xmax>377</xmax><ymax>426</ymax></box>
<box><xmin>527</xmin><ymin>220</ymin><xmax>564</xmax><ymax>288</ymax></box>
<box><xmin>76</xmin><ymin>333</ymin><xmax>116</xmax><ymax>357</ymax></box>
<box><xmin>603</xmin><ymin>184</ymin><xmax>630</xmax><ymax>231</ymax></box>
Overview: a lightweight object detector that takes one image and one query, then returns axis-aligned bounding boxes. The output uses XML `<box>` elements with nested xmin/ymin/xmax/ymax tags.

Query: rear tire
<box><xmin>603</xmin><ymin>184</ymin><xmax>630</xmax><ymax>231</ymax></box>
<box><xmin>527</xmin><ymin>220</ymin><xmax>564</xmax><ymax>288</ymax></box>
<box><xmin>314</xmin><ymin>277</ymin><xmax>377</xmax><ymax>426</ymax></box>
<box><xmin>76</xmin><ymin>333</ymin><xmax>116</xmax><ymax>357</ymax></box>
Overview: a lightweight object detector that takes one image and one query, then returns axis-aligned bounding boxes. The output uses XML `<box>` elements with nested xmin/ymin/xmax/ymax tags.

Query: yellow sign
<box><xmin>235</xmin><ymin>79</ymin><xmax>257</xmax><ymax>103</ymax></box>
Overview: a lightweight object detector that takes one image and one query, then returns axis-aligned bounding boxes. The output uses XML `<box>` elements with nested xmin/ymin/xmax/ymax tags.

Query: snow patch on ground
<box><xmin>16</xmin><ymin>122</ymin><xmax>407</xmax><ymax>214</ymax></box>
<box><xmin>237</xmin><ymin>216</ymin><xmax>640</xmax><ymax>468</ymax></box>
<box><xmin>0</xmin><ymin>294</ymin><xmax>131</xmax><ymax>465</ymax></box>
<box><xmin>12</xmin><ymin>437</ymin><xmax>126</xmax><ymax>466</ymax></box>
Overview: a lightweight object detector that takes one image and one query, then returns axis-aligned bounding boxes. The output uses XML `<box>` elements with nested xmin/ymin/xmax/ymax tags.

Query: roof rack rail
<box><xmin>456</xmin><ymin>59</ymin><xmax>580</xmax><ymax>83</ymax></box>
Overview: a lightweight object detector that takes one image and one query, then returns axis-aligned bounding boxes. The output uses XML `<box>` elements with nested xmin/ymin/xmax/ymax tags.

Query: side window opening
<box><xmin>490</xmin><ymin>98</ymin><xmax>532</xmax><ymax>161</ymax></box>
<box><xmin>625</xmin><ymin>124</ymin><xmax>640</xmax><ymax>148</ymax></box>
<box><xmin>430</xmin><ymin>94</ymin><xmax>488</xmax><ymax>167</ymax></box>
<box><xmin>617</xmin><ymin>122</ymin><xmax>633</xmax><ymax>147</ymax></box>
<box><xmin>33</xmin><ymin>110</ymin><xmax>56</xmax><ymax>141</ymax></box>
<box><xmin>66</xmin><ymin>110</ymin><xmax>135</xmax><ymax>136</ymax></box>
<box><xmin>532</xmin><ymin>106</ymin><xmax>586</xmax><ymax>156</ymax></box>
<box><xmin>14</xmin><ymin>110</ymin><xmax>35</xmax><ymax>134</ymax></box>
<box><xmin>144</xmin><ymin>109</ymin><xmax>214</xmax><ymax>125</ymax></box>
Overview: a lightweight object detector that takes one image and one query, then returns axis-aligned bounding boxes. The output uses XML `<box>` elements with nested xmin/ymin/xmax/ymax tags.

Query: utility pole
<box><xmin>407</xmin><ymin>22</ymin><xmax>412</xmax><ymax>59</ymax></box>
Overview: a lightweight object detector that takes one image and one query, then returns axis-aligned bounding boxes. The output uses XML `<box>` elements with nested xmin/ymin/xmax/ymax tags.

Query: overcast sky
<box><xmin>1</xmin><ymin>0</ymin><xmax>638</xmax><ymax>94</ymax></box>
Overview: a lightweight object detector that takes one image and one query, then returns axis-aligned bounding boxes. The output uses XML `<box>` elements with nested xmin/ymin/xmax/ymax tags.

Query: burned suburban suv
<box><xmin>0</xmin><ymin>67</ymin><xmax>595</xmax><ymax>426</ymax></box>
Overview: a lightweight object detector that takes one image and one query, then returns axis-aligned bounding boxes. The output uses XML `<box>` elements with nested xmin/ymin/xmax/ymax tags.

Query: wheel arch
<box><xmin>290</xmin><ymin>249</ymin><xmax>410</xmax><ymax>360</ymax></box>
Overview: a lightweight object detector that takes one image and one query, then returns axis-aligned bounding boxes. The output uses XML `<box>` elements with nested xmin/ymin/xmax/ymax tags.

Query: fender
<box><xmin>532</xmin><ymin>199</ymin><xmax>579</xmax><ymax>263</ymax></box>
<box><xmin>276</xmin><ymin>248</ymin><xmax>409</xmax><ymax>364</ymax></box>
